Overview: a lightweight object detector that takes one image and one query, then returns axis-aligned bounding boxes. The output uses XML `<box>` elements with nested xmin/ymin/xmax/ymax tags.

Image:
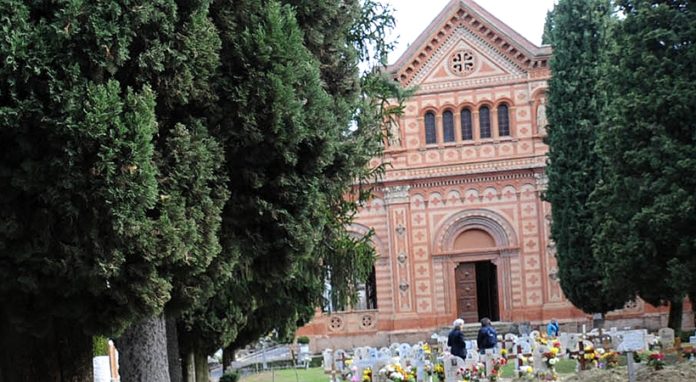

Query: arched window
<box><xmin>443</xmin><ymin>110</ymin><xmax>455</xmax><ymax>142</ymax></box>
<box><xmin>479</xmin><ymin>106</ymin><xmax>491</xmax><ymax>138</ymax></box>
<box><xmin>498</xmin><ymin>103</ymin><xmax>510</xmax><ymax>136</ymax></box>
<box><xmin>461</xmin><ymin>108</ymin><xmax>473</xmax><ymax>140</ymax></box>
<box><xmin>424</xmin><ymin>111</ymin><xmax>437</xmax><ymax>144</ymax></box>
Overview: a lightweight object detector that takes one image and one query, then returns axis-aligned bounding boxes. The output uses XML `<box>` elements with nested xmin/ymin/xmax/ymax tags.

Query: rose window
<box><xmin>449</xmin><ymin>50</ymin><xmax>476</xmax><ymax>76</ymax></box>
<box><xmin>360</xmin><ymin>314</ymin><xmax>375</xmax><ymax>329</ymax></box>
<box><xmin>328</xmin><ymin>316</ymin><xmax>344</xmax><ymax>331</ymax></box>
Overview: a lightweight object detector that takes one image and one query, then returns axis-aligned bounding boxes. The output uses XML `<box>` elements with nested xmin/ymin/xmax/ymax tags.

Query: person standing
<box><xmin>547</xmin><ymin>319</ymin><xmax>560</xmax><ymax>337</ymax></box>
<box><xmin>447</xmin><ymin>318</ymin><xmax>467</xmax><ymax>359</ymax></box>
<box><xmin>477</xmin><ymin>318</ymin><xmax>497</xmax><ymax>354</ymax></box>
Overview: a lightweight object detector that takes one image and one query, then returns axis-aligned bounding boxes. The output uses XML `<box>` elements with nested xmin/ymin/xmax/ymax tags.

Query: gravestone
<box><xmin>517</xmin><ymin>336</ymin><xmax>533</xmax><ymax>355</ymax></box>
<box><xmin>464</xmin><ymin>348</ymin><xmax>480</xmax><ymax>367</ymax></box>
<box><xmin>567</xmin><ymin>334</ymin><xmax>580</xmax><ymax>354</ymax></box>
<box><xmin>689</xmin><ymin>336</ymin><xmax>696</xmax><ymax>346</ymax></box>
<box><xmin>354</xmin><ymin>347</ymin><xmax>368</xmax><ymax>361</ymax></box>
<box><xmin>659</xmin><ymin>328</ymin><xmax>675</xmax><ymax>349</ymax></box>
<box><xmin>398</xmin><ymin>343</ymin><xmax>412</xmax><ymax>358</ymax></box>
<box><xmin>444</xmin><ymin>355</ymin><xmax>467</xmax><ymax>382</ymax></box>
<box><xmin>533</xmin><ymin>345</ymin><xmax>549</xmax><ymax>374</ymax></box>
<box><xmin>322</xmin><ymin>349</ymin><xmax>334</xmax><ymax>372</ymax></box>
<box><xmin>617</xmin><ymin>330</ymin><xmax>646</xmax><ymax>352</ymax></box>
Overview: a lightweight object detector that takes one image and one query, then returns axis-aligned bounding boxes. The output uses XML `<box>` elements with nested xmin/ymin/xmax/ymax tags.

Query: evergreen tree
<box><xmin>593</xmin><ymin>0</ymin><xmax>696</xmax><ymax>331</ymax></box>
<box><xmin>542</xmin><ymin>8</ymin><xmax>556</xmax><ymax>45</ymax></box>
<box><xmin>544</xmin><ymin>0</ymin><xmax>628</xmax><ymax>317</ymax></box>
<box><xmin>0</xmin><ymin>1</ymin><xmax>228</xmax><ymax>379</ymax></box>
<box><xmin>177</xmin><ymin>0</ymin><xmax>399</xmax><ymax>369</ymax></box>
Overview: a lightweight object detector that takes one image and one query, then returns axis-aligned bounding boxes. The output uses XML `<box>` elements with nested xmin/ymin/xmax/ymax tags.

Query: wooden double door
<box><xmin>455</xmin><ymin>261</ymin><xmax>499</xmax><ymax>323</ymax></box>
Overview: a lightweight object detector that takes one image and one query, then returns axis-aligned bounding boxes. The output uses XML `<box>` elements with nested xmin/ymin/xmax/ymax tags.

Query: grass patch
<box><xmin>239</xmin><ymin>367</ymin><xmax>327</xmax><ymax>382</ymax></box>
<box><xmin>500</xmin><ymin>359</ymin><xmax>577</xmax><ymax>377</ymax></box>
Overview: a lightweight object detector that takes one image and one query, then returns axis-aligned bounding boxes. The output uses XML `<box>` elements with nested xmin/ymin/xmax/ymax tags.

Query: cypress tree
<box><xmin>593</xmin><ymin>0</ymin><xmax>696</xmax><ymax>331</ymax></box>
<box><xmin>177</xmin><ymin>0</ymin><xmax>399</xmax><ymax>369</ymax></box>
<box><xmin>544</xmin><ymin>0</ymin><xmax>628</xmax><ymax>317</ymax></box>
<box><xmin>0</xmin><ymin>1</ymin><xmax>228</xmax><ymax>379</ymax></box>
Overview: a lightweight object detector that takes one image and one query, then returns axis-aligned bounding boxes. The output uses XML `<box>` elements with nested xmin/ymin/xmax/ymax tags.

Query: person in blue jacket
<box><xmin>477</xmin><ymin>317</ymin><xmax>497</xmax><ymax>354</ymax></box>
<box><xmin>447</xmin><ymin>318</ymin><xmax>467</xmax><ymax>359</ymax></box>
<box><xmin>547</xmin><ymin>319</ymin><xmax>560</xmax><ymax>337</ymax></box>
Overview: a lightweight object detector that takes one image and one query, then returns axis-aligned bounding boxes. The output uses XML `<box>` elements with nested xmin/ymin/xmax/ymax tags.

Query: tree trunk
<box><xmin>194</xmin><ymin>349</ymin><xmax>209</xmax><ymax>382</ymax></box>
<box><xmin>0</xmin><ymin>317</ymin><xmax>92</xmax><ymax>382</ymax></box>
<box><xmin>166</xmin><ymin>314</ymin><xmax>184</xmax><ymax>382</ymax></box>
<box><xmin>117</xmin><ymin>315</ymin><xmax>171</xmax><ymax>382</ymax></box>
<box><xmin>222</xmin><ymin>345</ymin><xmax>235</xmax><ymax>372</ymax></box>
<box><xmin>182</xmin><ymin>350</ymin><xmax>196</xmax><ymax>382</ymax></box>
<box><xmin>668</xmin><ymin>299</ymin><xmax>683</xmax><ymax>335</ymax></box>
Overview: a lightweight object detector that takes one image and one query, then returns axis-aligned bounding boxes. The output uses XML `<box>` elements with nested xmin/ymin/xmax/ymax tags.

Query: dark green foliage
<box><xmin>219</xmin><ymin>371</ymin><xmax>240</xmax><ymax>382</ymax></box>
<box><xmin>544</xmin><ymin>0</ymin><xmax>628</xmax><ymax>314</ymax></box>
<box><xmin>592</xmin><ymin>0</ymin><xmax>696</xmax><ymax>326</ymax></box>
<box><xmin>93</xmin><ymin>336</ymin><xmax>110</xmax><ymax>357</ymax></box>
<box><xmin>177</xmin><ymin>0</ymin><xmax>400</xmax><ymax>354</ymax></box>
<box><xmin>297</xmin><ymin>335</ymin><xmax>310</xmax><ymax>345</ymax></box>
<box><xmin>542</xmin><ymin>9</ymin><xmax>556</xmax><ymax>45</ymax></box>
<box><xmin>0</xmin><ymin>0</ymin><xmax>229</xmax><ymax>377</ymax></box>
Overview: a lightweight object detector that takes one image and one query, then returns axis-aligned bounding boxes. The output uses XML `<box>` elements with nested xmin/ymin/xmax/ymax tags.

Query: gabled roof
<box><xmin>388</xmin><ymin>0</ymin><xmax>552</xmax><ymax>86</ymax></box>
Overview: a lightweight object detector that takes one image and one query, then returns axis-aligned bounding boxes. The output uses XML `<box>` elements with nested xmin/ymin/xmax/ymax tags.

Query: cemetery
<box><xmin>284</xmin><ymin>325</ymin><xmax>696</xmax><ymax>382</ymax></box>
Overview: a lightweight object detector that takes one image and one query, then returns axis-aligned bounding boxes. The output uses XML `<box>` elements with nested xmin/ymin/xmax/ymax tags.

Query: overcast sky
<box><xmin>381</xmin><ymin>0</ymin><xmax>556</xmax><ymax>64</ymax></box>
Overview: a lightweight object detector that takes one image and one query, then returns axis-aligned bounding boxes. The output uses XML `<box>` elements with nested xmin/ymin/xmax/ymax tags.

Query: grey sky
<box><xmin>382</xmin><ymin>0</ymin><xmax>556</xmax><ymax>64</ymax></box>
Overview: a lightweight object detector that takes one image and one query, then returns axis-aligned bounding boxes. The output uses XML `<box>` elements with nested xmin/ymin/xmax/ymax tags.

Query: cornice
<box><xmin>388</xmin><ymin>0</ymin><xmax>552</xmax><ymax>87</ymax></box>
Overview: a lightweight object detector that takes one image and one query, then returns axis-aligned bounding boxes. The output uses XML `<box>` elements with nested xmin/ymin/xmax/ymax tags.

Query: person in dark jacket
<box><xmin>447</xmin><ymin>318</ymin><xmax>467</xmax><ymax>358</ymax></box>
<box><xmin>477</xmin><ymin>317</ymin><xmax>497</xmax><ymax>354</ymax></box>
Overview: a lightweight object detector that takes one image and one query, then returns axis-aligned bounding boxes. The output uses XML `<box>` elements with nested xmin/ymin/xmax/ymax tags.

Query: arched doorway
<box><xmin>433</xmin><ymin>209</ymin><xmax>519</xmax><ymax>322</ymax></box>
<box><xmin>453</xmin><ymin>229</ymin><xmax>500</xmax><ymax>322</ymax></box>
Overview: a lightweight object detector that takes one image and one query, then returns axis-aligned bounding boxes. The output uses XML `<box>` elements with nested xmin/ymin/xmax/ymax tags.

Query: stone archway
<box><xmin>432</xmin><ymin>209</ymin><xmax>520</xmax><ymax>322</ymax></box>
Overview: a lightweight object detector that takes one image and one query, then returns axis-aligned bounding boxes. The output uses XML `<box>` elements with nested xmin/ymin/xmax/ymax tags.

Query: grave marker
<box><xmin>659</xmin><ymin>327</ymin><xmax>675</xmax><ymax>349</ymax></box>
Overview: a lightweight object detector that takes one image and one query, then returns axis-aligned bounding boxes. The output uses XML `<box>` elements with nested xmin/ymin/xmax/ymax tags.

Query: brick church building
<box><xmin>297</xmin><ymin>0</ymin><xmax>679</xmax><ymax>349</ymax></box>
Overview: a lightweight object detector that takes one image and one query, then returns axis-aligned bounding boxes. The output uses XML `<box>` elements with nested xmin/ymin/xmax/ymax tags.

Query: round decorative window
<box><xmin>449</xmin><ymin>49</ymin><xmax>476</xmax><ymax>76</ymax></box>
<box><xmin>360</xmin><ymin>314</ymin><xmax>375</xmax><ymax>329</ymax></box>
<box><xmin>328</xmin><ymin>316</ymin><xmax>344</xmax><ymax>331</ymax></box>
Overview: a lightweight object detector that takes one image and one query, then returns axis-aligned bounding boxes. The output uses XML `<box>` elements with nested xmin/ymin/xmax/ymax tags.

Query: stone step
<box><xmin>437</xmin><ymin>321</ymin><xmax>515</xmax><ymax>341</ymax></box>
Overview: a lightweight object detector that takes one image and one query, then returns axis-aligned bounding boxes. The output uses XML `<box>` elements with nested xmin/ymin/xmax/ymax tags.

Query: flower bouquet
<box><xmin>598</xmin><ymin>351</ymin><xmax>619</xmax><ymax>369</ymax></box>
<box><xmin>488</xmin><ymin>357</ymin><xmax>507</xmax><ymax>382</ymax></box>
<box><xmin>456</xmin><ymin>363</ymin><xmax>485</xmax><ymax>382</ymax></box>
<box><xmin>646</xmin><ymin>352</ymin><xmax>666</xmax><ymax>370</ymax></box>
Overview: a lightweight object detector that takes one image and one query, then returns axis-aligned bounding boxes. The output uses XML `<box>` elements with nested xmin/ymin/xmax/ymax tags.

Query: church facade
<box><xmin>298</xmin><ymin>0</ymin><xmax>672</xmax><ymax>349</ymax></box>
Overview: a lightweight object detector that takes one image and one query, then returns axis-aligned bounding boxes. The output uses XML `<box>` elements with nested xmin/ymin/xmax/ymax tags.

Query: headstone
<box><xmin>389</xmin><ymin>343</ymin><xmax>400</xmax><ymax>354</ymax></box>
<box><xmin>398</xmin><ymin>343</ymin><xmax>412</xmax><ymax>358</ymax></box>
<box><xmin>465</xmin><ymin>340</ymin><xmax>478</xmax><ymax>353</ymax></box>
<box><xmin>322</xmin><ymin>349</ymin><xmax>334</xmax><ymax>372</ymax></box>
<box><xmin>559</xmin><ymin>333</ymin><xmax>569</xmax><ymax>354</ymax></box>
<box><xmin>483</xmin><ymin>348</ymin><xmax>496</xmax><ymax>376</ymax></box>
<box><xmin>689</xmin><ymin>336</ymin><xmax>696</xmax><ymax>346</ymax></box>
<box><xmin>533</xmin><ymin>345</ymin><xmax>549</xmax><ymax>373</ymax></box>
<box><xmin>368</xmin><ymin>347</ymin><xmax>378</xmax><ymax>360</ymax></box>
<box><xmin>659</xmin><ymin>328</ymin><xmax>676</xmax><ymax>349</ymax></box>
<box><xmin>530</xmin><ymin>330</ymin><xmax>541</xmax><ymax>340</ymax></box>
<box><xmin>617</xmin><ymin>330</ymin><xmax>647</xmax><ymax>352</ymax></box>
<box><xmin>353</xmin><ymin>347</ymin><xmax>365</xmax><ymax>361</ymax></box>
<box><xmin>465</xmin><ymin>348</ymin><xmax>480</xmax><ymax>367</ymax></box>
<box><xmin>567</xmin><ymin>334</ymin><xmax>580</xmax><ymax>354</ymax></box>
<box><xmin>517</xmin><ymin>336</ymin><xmax>533</xmax><ymax>355</ymax></box>
<box><xmin>93</xmin><ymin>356</ymin><xmax>111</xmax><ymax>382</ymax></box>
<box><xmin>444</xmin><ymin>355</ymin><xmax>467</xmax><ymax>382</ymax></box>
<box><xmin>377</xmin><ymin>348</ymin><xmax>391</xmax><ymax>360</ymax></box>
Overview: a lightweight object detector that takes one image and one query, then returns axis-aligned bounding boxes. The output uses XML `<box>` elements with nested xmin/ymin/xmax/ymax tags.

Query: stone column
<box><xmin>384</xmin><ymin>185</ymin><xmax>414</xmax><ymax>313</ymax></box>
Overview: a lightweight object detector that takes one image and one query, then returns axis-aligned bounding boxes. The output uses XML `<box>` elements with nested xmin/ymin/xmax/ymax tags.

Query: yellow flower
<box><xmin>550</xmin><ymin>347</ymin><xmax>559</xmax><ymax>356</ymax></box>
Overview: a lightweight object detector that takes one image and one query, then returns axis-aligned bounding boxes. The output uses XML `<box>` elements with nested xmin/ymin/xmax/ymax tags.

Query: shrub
<box><xmin>93</xmin><ymin>336</ymin><xmax>109</xmax><ymax>357</ymax></box>
<box><xmin>219</xmin><ymin>371</ymin><xmax>240</xmax><ymax>382</ymax></box>
<box><xmin>297</xmin><ymin>336</ymin><xmax>310</xmax><ymax>345</ymax></box>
